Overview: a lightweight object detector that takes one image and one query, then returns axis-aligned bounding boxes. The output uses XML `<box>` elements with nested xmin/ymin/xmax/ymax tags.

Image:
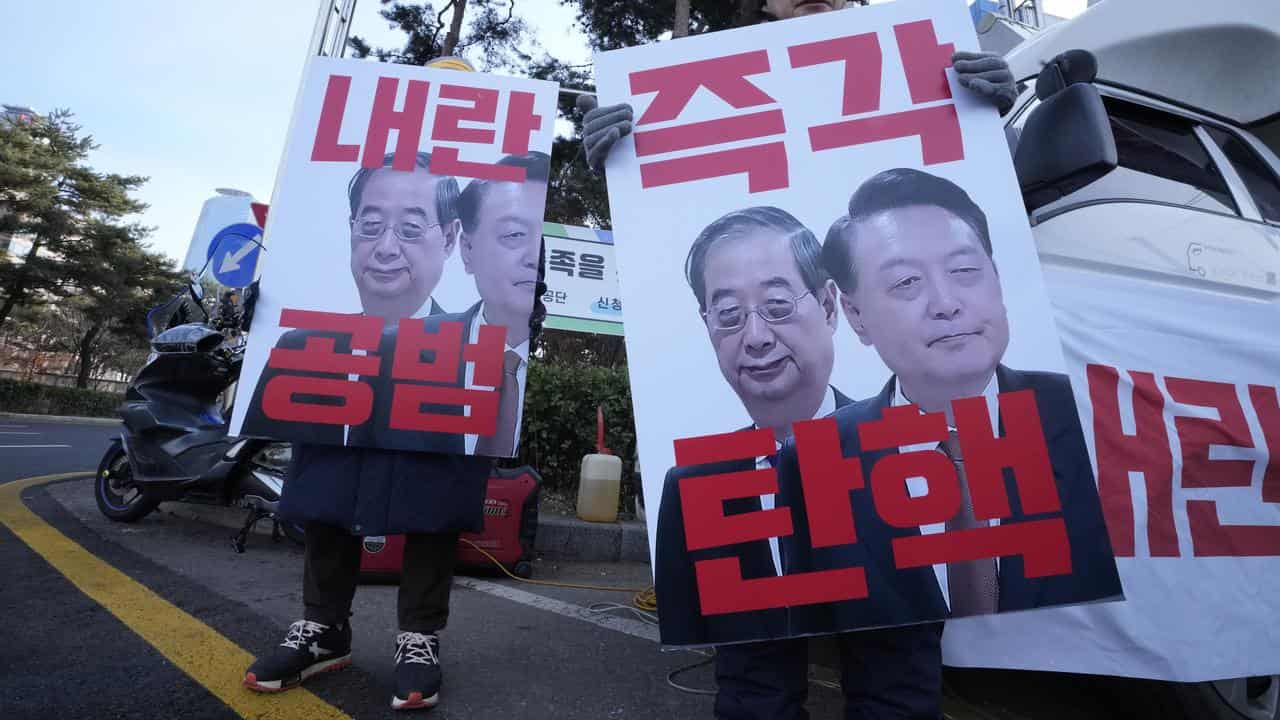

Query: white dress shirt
<box><xmin>892</xmin><ymin>374</ymin><xmax>1001</xmax><ymax>610</ymax></box>
<box><xmin>463</xmin><ymin>302</ymin><xmax>529</xmax><ymax>455</ymax></box>
<box><xmin>754</xmin><ymin>386</ymin><xmax>838</xmax><ymax>577</ymax></box>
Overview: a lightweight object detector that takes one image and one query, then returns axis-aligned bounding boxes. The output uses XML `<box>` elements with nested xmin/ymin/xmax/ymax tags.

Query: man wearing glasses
<box><xmin>240</xmin><ymin>151</ymin><xmax>461</xmax><ymax>444</ymax></box>
<box><xmin>364</xmin><ymin>152</ymin><xmax>550</xmax><ymax>457</ymax></box>
<box><xmin>653</xmin><ymin>206</ymin><xmax>851</xmax><ymax>719</ymax></box>
<box><xmin>348</xmin><ymin>151</ymin><xmax>462</xmax><ymax>324</ymax></box>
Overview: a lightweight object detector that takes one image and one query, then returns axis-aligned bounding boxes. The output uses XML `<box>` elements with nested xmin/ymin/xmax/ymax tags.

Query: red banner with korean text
<box><xmin>942</xmin><ymin>263</ymin><xmax>1280</xmax><ymax>681</ymax></box>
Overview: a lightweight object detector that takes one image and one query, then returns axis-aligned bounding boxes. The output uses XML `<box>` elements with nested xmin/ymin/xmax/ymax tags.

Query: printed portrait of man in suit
<box><xmin>777</xmin><ymin>168</ymin><xmax>1121</xmax><ymax>634</ymax></box>
<box><xmin>356</xmin><ymin>151</ymin><xmax>550</xmax><ymax>458</ymax></box>
<box><xmin>239</xmin><ymin>151</ymin><xmax>460</xmax><ymax>445</ymax></box>
<box><xmin>654</xmin><ymin>206</ymin><xmax>851</xmax><ymax>647</ymax></box>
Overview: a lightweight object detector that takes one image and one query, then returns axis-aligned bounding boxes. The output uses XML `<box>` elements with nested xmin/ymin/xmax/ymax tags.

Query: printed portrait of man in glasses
<box><xmin>654</xmin><ymin>206</ymin><xmax>852</xmax><ymax>646</ymax></box>
<box><xmin>239</xmin><ymin>151</ymin><xmax>460</xmax><ymax>445</ymax></box>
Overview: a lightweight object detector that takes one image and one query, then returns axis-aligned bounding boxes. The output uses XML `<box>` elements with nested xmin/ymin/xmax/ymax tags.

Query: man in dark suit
<box><xmin>366</xmin><ymin>151</ymin><xmax>551</xmax><ymax>458</ymax></box>
<box><xmin>778</xmin><ymin>168</ymin><xmax>1120</xmax><ymax>639</ymax></box>
<box><xmin>239</xmin><ymin>150</ymin><xmax>460</xmax><ymax>443</ymax></box>
<box><xmin>654</xmin><ymin>206</ymin><xmax>860</xmax><ymax>719</ymax></box>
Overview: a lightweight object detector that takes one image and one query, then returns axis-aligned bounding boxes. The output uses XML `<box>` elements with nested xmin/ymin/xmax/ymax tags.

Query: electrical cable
<box><xmin>459</xmin><ymin>537</ymin><xmax>844</xmax><ymax>697</ymax></box>
<box><xmin>457</xmin><ymin>537</ymin><xmax>651</xmax><ymax>596</ymax></box>
<box><xmin>666</xmin><ymin>649</ymin><xmax>717</xmax><ymax>696</ymax></box>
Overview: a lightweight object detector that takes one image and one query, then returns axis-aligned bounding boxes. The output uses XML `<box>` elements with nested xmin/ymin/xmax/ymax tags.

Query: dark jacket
<box><xmin>349</xmin><ymin>303</ymin><xmax>483</xmax><ymax>455</ymax></box>
<box><xmin>777</xmin><ymin>366</ymin><xmax>1122</xmax><ymax>635</ymax></box>
<box><xmin>654</xmin><ymin>387</ymin><xmax>852</xmax><ymax>646</ymax></box>
<box><xmin>240</xmin><ymin>244</ymin><xmax>548</xmax><ymax>536</ymax></box>
<box><xmin>240</xmin><ymin>323</ymin><xmax>492</xmax><ymax>536</ymax></box>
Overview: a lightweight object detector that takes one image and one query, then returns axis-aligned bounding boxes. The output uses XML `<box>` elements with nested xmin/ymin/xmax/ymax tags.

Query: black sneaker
<box><xmin>244</xmin><ymin>620</ymin><xmax>352</xmax><ymax>692</ymax></box>
<box><xmin>391</xmin><ymin>631</ymin><xmax>441</xmax><ymax>710</ymax></box>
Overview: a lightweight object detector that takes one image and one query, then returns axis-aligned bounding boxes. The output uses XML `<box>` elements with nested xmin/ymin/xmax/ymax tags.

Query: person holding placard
<box><xmin>577</xmin><ymin>3</ymin><xmax>1019</xmax><ymax>719</ymax></box>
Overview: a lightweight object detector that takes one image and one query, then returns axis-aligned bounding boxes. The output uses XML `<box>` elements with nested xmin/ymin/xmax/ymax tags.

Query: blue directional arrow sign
<box><xmin>207</xmin><ymin>223</ymin><xmax>263</xmax><ymax>288</ymax></box>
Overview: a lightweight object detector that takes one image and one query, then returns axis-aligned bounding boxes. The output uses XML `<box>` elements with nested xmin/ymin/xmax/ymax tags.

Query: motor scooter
<box><xmin>95</xmin><ymin>280</ymin><xmax>302</xmax><ymax>552</ymax></box>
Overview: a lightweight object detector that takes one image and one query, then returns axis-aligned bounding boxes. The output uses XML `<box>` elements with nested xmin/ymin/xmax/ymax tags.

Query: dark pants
<box><xmin>302</xmin><ymin>521</ymin><xmax>460</xmax><ymax>633</ymax></box>
<box><xmin>714</xmin><ymin>623</ymin><xmax>944</xmax><ymax>720</ymax></box>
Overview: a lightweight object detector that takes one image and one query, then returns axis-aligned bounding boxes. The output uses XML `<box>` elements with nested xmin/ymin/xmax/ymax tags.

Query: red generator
<box><xmin>359</xmin><ymin>465</ymin><xmax>541</xmax><ymax>580</ymax></box>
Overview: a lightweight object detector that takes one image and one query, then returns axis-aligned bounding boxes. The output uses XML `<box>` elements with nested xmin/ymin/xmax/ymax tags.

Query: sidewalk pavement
<box><xmin>11</xmin><ymin>412</ymin><xmax>649</xmax><ymax>563</ymax></box>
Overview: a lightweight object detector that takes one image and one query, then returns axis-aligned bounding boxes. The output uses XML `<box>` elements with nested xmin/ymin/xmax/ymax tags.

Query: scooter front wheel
<box><xmin>95</xmin><ymin>444</ymin><xmax>159</xmax><ymax>522</ymax></box>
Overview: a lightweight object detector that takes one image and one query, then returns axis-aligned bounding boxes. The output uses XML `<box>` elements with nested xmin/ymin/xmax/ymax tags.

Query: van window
<box><xmin>1016</xmin><ymin>97</ymin><xmax>1240</xmax><ymax>218</ymax></box>
<box><xmin>1204</xmin><ymin>126</ymin><xmax>1280</xmax><ymax>223</ymax></box>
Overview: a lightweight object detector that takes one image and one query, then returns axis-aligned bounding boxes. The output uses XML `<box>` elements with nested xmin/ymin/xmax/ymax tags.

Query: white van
<box><xmin>942</xmin><ymin>1</ymin><xmax>1280</xmax><ymax>718</ymax></box>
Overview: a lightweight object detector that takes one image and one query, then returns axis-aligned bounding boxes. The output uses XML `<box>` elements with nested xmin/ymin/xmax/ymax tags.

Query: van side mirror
<box><xmin>1013</xmin><ymin>50</ymin><xmax>1118</xmax><ymax>212</ymax></box>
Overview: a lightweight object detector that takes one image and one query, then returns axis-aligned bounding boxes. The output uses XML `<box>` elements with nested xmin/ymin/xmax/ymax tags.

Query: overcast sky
<box><xmin>3</xmin><ymin>0</ymin><xmax>1084</xmax><ymax>265</ymax></box>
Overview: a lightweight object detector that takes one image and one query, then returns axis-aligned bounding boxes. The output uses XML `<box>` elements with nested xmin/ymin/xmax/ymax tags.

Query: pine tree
<box><xmin>347</xmin><ymin>0</ymin><xmax>530</xmax><ymax>70</ymax></box>
<box><xmin>0</xmin><ymin>110</ymin><xmax>147</xmax><ymax>331</ymax></box>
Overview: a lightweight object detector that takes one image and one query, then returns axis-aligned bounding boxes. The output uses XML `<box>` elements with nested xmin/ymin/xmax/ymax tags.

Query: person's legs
<box><xmin>244</xmin><ymin>522</ymin><xmax>360</xmax><ymax>692</ymax></box>
<box><xmin>303</xmin><ymin>521</ymin><xmax>364</xmax><ymax>626</ymax></box>
<box><xmin>398</xmin><ymin>531</ymin><xmax>460</xmax><ymax>631</ymax></box>
<box><xmin>713</xmin><ymin>637</ymin><xmax>810</xmax><ymax>720</ymax></box>
<box><xmin>390</xmin><ymin>531</ymin><xmax>459</xmax><ymax>711</ymax></box>
<box><xmin>837</xmin><ymin>623</ymin><xmax>944</xmax><ymax>720</ymax></box>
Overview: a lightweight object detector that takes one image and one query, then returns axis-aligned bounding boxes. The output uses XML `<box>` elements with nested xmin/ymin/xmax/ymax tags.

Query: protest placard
<box><xmin>594</xmin><ymin>0</ymin><xmax>1122</xmax><ymax>646</ymax></box>
<box><xmin>230</xmin><ymin>57</ymin><xmax>558</xmax><ymax>459</ymax></box>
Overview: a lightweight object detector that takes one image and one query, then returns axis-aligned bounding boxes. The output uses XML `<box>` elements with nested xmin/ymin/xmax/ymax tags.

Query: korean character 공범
<box><xmin>260</xmin><ymin>310</ymin><xmax>383</xmax><ymax>425</ymax></box>
<box><xmin>386</xmin><ymin>317</ymin><xmax>507</xmax><ymax>435</ymax></box>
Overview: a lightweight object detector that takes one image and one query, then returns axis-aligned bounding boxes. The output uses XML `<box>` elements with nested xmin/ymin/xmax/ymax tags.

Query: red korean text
<box><xmin>310</xmin><ymin>75</ymin><xmax>543</xmax><ymax>181</ymax></box>
<box><xmin>260</xmin><ymin>309</ymin><xmax>507</xmax><ymax>436</ymax></box>
<box><xmin>675</xmin><ymin>390</ymin><xmax>1067</xmax><ymax>616</ymax></box>
<box><xmin>1088</xmin><ymin>364</ymin><xmax>1280</xmax><ymax>557</ymax></box>
<box><xmin>627</xmin><ymin>18</ymin><xmax>964</xmax><ymax>194</ymax></box>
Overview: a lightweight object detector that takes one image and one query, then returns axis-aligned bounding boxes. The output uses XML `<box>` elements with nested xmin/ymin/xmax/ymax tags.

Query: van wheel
<box><xmin>1152</xmin><ymin>677</ymin><xmax>1279</xmax><ymax>720</ymax></box>
<box><xmin>95</xmin><ymin>446</ymin><xmax>159</xmax><ymax>523</ymax></box>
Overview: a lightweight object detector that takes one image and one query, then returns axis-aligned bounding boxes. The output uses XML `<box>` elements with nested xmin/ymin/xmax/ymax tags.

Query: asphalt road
<box><xmin>0</xmin><ymin>419</ymin><xmax>1192</xmax><ymax>720</ymax></box>
<box><xmin>0</xmin><ymin>419</ymin><xmax>821</xmax><ymax>719</ymax></box>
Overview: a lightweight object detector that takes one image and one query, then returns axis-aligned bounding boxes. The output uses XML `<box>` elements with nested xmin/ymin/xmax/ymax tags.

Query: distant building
<box><xmin>1</xmin><ymin>104</ymin><xmax>37</xmax><ymax>127</ymax></box>
<box><xmin>972</xmin><ymin>0</ymin><xmax>1075</xmax><ymax>54</ymax></box>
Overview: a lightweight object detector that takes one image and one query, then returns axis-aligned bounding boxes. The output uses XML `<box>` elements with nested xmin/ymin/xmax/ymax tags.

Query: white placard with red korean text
<box><xmin>229</xmin><ymin>56</ymin><xmax>557</xmax><ymax>459</ymax></box>
<box><xmin>943</xmin><ymin>261</ymin><xmax>1280</xmax><ymax>681</ymax></box>
<box><xmin>595</xmin><ymin>0</ymin><xmax>1122</xmax><ymax>647</ymax></box>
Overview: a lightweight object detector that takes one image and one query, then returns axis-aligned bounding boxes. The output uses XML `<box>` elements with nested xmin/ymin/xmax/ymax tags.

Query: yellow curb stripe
<box><xmin>0</xmin><ymin>473</ymin><xmax>350</xmax><ymax>720</ymax></box>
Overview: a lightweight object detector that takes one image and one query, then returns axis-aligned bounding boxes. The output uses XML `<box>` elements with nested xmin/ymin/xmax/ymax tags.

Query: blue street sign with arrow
<box><xmin>207</xmin><ymin>223</ymin><xmax>263</xmax><ymax>287</ymax></box>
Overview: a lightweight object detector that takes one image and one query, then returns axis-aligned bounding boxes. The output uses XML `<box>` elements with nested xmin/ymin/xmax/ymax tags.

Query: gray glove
<box><xmin>577</xmin><ymin>94</ymin><xmax>634</xmax><ymax>172</ymax></box>
<box><xmin>952</xmin><ymin>50</ymin><xmax>1018</xmax><ymax>115</ymax></box>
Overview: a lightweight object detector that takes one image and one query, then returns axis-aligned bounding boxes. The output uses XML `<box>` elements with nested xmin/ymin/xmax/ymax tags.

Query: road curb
<box><xmin>536</xmin><ymin>514</ymin><xmax>650</xmax><ymax>563</ymax></box>
<box><xmin>0</xmin><ymin>412</ymin><xmax>121</xmax><ymax>428</ymax></box>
